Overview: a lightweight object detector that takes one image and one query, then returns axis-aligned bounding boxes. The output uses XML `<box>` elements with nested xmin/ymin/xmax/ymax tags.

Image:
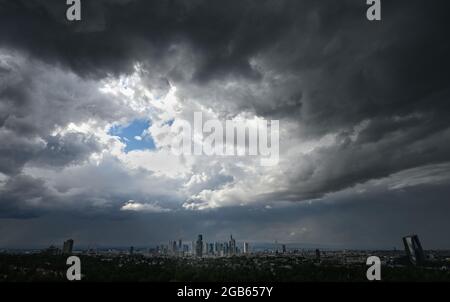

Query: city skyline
<box><xmin>3</xmin><ymin>232</ymin><xmax>441</xmax><ymax>254</ymax></box>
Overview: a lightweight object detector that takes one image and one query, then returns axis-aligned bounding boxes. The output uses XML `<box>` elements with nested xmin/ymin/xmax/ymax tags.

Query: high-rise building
<box><xmin>403</xmin><ymin>234</ymin><xmax>425</xmax><ymax>266</ymax></box>
<box><xmin>214</xmin><ymin>242</ymin><xmax>224</xmax><ymax>257</ymax></box>
<box><xmin>223</xmin><ymin>242</ymin><xmax>229</xmax><ymax>256</ymax></box>
<box><xmin>229</xmin><ymin>234</ymin><xmax>236</xmax><ymax>256</ymax></box>
<box><xmin>129</xmin><ymin>246</ymin><xmax>134</xmax><ymax>255</ymax></box>
<box><xmin>195</xmin><ymin>234</ymin><xmax>203</xmax><ymax>257</ymax></box>
<box><xmin>208</xmin><ymin>243</ymin><xmax>214</xmax><ymax>255</ymax></box>
<box><xmin>183</xmin><ymin>244</ymin><xmax>189</xmax><ymax>254</ymax></box>
<box><xmin>62</xmin><ymin>239</ymin><xmax>74</xmax><ymax>255</ymax></box>
<box><xmin>243</xmin><ymin>242</ymin><xmax>249</xmax><ymax>254</ymax></box>
<box><xmin>173</xmin><ymin>240</ymin><xmax>178</xmax><ymax>254</ymax></box>
<box><xmin>281</xmin><ymin>244</ymin><xmax>286</xmax><ymax>254</ymax></box>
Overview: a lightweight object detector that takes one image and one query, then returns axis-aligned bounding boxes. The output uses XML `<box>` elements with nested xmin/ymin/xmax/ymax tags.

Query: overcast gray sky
<box><xmin>0</xmin><ymin>0</ymin><xmax>450</xmax><ymax>249</ymax></box>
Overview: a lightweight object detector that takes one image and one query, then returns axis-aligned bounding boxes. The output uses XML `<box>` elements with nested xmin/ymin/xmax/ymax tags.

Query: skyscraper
<box><xmin>172</xmin><ymin>240</ymin><xmax>178</xmax><ymax>254</ymax></box>
<box><xmin>223</xmin><ymin>242</ymin><xmax>229</xmax><ymax>256</ymax></box>
<box><xmin>195</xmin><ymin>234</ymin><xmax>203</xmax><ymax>257</ymax></box>
<box><xmin>403</xmin><ymin>234</ymin><xmax>425</xmax><ymax>266</ymax></box>
<box><xmin>183</xmin><ymin>244</ymin><xmax>189</xmax><ymax>254</ymax></box>
<box><xmin>229</xmin><ymin>234</ymin><xmax>236</xmax><ymax>256</ymax></box>
<box><xmin>208</xmin><ymin>243</ymin><xmax>214</xmax><ymax>255</ymax></box>
<box><xmin>243</xmin><ymin>242</ymin><xmax>249</xmax><ymax>254</ymax></box>
<box><xmin>62</xmin><ymin>239</ymin><xmax>74</xmax><ymax>255</ymax></box>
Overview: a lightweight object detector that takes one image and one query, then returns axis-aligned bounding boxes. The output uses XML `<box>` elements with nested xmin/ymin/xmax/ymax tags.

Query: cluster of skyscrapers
<box><xmin>43</xmin><ymin>239</ymin><xmax>74</xmax><ymax>255</ymax></box>
<box><xmin>154</xmin><ymin>234</ymin><xmax>250</xmax><ymax>257</ymax></box>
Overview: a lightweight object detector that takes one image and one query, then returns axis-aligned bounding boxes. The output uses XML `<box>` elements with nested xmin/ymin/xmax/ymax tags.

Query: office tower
<box><xmin>214</xmin><ymin>242</ymin><xmax>223</xmax><ymax>257</ymax></box>
<box><xmin>196</xmin><ymin>234</ymin><xmax>203</xmax><ymax>257</ymax></box>
<box><xmin>129</xmin><ymin>246</ymin><xmax>134</xmax><ymax>255</ymax></box>
<box><xmin>168</xmin><ymin>240</ymin><xmax>178</xmax><ymax>255</ymax></box>
<box><xmin>208</xmin><ymin>243</ymin><xmax>214</xmax><ymax>256</ymax></box>
<box><xmin>229</xmin><ymin>234</ymin><xmax>236</xmax><ymax>256</ymax></box>
<box><xmin>178</xmin><ymin>239</ymin><xmax>182</xmax><ymax>251</ymax></box>
<box><xmin>173</xmin><ymin>240</ymin><xmax>178</xmax><ymax>254</ymax></box>
<box><xmin>62</xmin><ymin>239</ymin><xmax>74</xmax><ymax>255</ymax></box>
<box><xmin>282</xmin><ymin>244</ymin><xmax>286</xmax><ymax>254</ymax></box>
<box><xmin>243</xmin><ymin>242</ymin><xmax>249</xmax><ymax>254</ymax></box>
<box><xmin>223</xmin><ymin>242</ymin><xmax>229</xmax><ymax>256</ymax></box>
<box><xmin>183</xmin><ymin>244</ymin><xmax>189</xmax><ymax>253</ymax></box>
<box><xmin>403</xmin><ymin>234</ymin><xmax>425</xmax><ymax>266</ymax></box>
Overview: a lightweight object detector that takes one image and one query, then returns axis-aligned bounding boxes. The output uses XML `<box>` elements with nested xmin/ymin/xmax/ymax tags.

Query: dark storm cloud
<box><xmin>0</xmin><ymin>48</ymin><xmax>136</xmax><ymax>176</ymax></box>
<box><xmin>0</xmin><ymin>129</ymin><xmax>101</xmax><ymax>175</ymax></box>
<box><xmin>263</xmin><ymin>125</ymin><xmax>450</xmax><ymax>203</ymax></box>
<box><xmin>0</xmin><ymin>0</ymin><xmax>334</xmax><ymax>80</ymax></box>
<box><xmin>1</xmin><ymin>0</ymin><xmax>449</xmax><ymax>133</ymax></box>
<box><xmin>0</xmin><ymin>1</ymin><xmax>398</xmax><ymax>80</ymax></box>
<box><xmin>1</xmin><ymin>0</ymin><xmax>449</xmax><ymax>181</ymax></box>
<box><xmin>0</xmin><ymin>174</ymin><xmax>54</xmax><ymax>218</ymax></box>
<box><xmin>33</xmin><ymin>132</ymin><xmax>102</xmax><ymax>167</ymax></box>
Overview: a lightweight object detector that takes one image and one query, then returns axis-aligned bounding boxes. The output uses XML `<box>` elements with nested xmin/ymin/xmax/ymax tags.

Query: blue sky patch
<box><xmin>109</xmin><ymin>119</ymin><xmax>155</xmax><ymax>152</ymax></box>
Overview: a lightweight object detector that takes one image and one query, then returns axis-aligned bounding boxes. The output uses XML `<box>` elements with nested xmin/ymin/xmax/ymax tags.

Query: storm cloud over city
<box><xmin>0</xmin><ymin>0</ymin><xmax>450</xmax><ymax>249</ymax></box>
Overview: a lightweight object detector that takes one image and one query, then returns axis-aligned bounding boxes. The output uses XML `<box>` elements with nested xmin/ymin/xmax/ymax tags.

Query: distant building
<box><xmin>62</xmin><ymin>239</ymin><xmax>74</xmax><ymax>255</ymax></box>
<box><xmin>172</xmin><ymin>241</ymin><xmax>177</xmax><ymax>254</ymax></box>
<box><xmin>214</xmin><ymin>242</ymin><xmax>224</xmax><ymax>257</ymax></box>
<box><xmin>282</xmin><ymin>244</ymin><xmax>286</xmax><ymax>254</ymax></box>
<box><xmin>229</xmin><ymin>235</ymin><xmax>236</xmax><ymax>256</ymax></box>
<box><xmin>315</xmin><ymin>249</ymin><xmax>321</xmax><ymax>260</ymax></box>
<box><xmin>196</xmin><ymin>235</ymin><xmax>203</xmax><ymax>257</ymax></box>
<box><xmin>203</xmin><ymin>241</ymin><xmax>208</xmax><ymax>255</ymax></box>
<box><xmin>223</xmin><ymin>242</ymin><xmax>229</xmax><ymax>256</ymax></box>
<box><xmin>214</xmin><ymin>242</ymin><xmax>220</xmax><ymax>255</ymax></box>
<box><xmin>403</xmin><ymin>234</ymin><xmax>425</xmax><ymax>266</ymax></box>
<box><xmin>43</xmin><ymin>245</ymin><xmax>61</xmax><ymax>256</ymax></box>
<box><xmin>243</xmin><ymin>242</ymin><xmax>250</xmax><ymax>254</ymax></box>
<box><xmin>129</xmin><ymin>246</ymin><xmax>134</xmax><ymax>255</ymax></box>
<box><xmin>183</xmin><ymin>244</ymin><xmax>189</xmax><ymax>254</ymax></box>
<box><xmin>208</xmin><ymin>243</ymin><xmax>214</xmax><ymax>256</ymax></box>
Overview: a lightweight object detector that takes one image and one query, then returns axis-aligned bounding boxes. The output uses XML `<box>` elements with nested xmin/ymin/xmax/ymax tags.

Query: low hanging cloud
<box><xmin>121</xmin><ymin>200</ymin><xmax>172</xmax><ymax>213</ymax></box>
